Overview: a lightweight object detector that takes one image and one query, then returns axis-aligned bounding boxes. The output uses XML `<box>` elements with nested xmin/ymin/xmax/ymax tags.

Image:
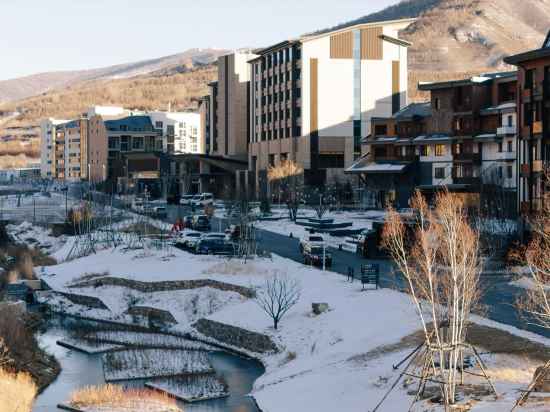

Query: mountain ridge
<box><xmin>0</xmin><ymin>48</ymin><xmax>228</xmax><ymax>103</ymax></box>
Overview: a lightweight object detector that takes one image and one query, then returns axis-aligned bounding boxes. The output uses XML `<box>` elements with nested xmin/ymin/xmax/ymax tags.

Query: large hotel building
<box><xmin>248</xmin><ymin>19</ymin><xmax>413</xmax><ymax>194</ymax></box>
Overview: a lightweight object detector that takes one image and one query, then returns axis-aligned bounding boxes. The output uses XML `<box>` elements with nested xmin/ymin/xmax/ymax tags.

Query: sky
<box><xmin>0</xmin><ymin>0</ymin><xmax>400</xmax><ymax>81</ymax></box>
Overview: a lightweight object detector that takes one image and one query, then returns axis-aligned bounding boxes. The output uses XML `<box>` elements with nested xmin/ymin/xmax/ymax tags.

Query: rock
<box><xmin>312</xmin><ymin>302</ymin><xmax>329</xmax><ymax>315</ymax></box>
<box><xmin>533</xmin><ymin>366</ymin><xmax>550</xmax><ymax>392</ymax></box>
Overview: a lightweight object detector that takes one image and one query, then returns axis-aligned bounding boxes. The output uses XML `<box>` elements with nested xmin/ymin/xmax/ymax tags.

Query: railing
<box><xmin>451</xmin><ymin>175</ymin><xmax>481</xmax><ymax>185</ymax></box>
<box><xmin>497</xmin><ymin>125</ymin><xmax>517</xmax><ymax>136</ymax></box>
<box><xmin>453</xmin><ymin>152</ymin><xmax>482</xmax><ymax>163</ymax></box>
<box><xmin>373</xmin><ymin>154</ymin><xmax>418</xmax><ymax>163</ymax></box>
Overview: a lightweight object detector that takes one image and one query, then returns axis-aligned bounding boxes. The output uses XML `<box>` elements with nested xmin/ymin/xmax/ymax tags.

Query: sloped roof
<box><xmin>105</xmin><ymin>116</ymin><xmax>156</xmax><ymax>132</ymax></box>
<box><xmin>392</xmin><ymin>102</ymin><xmax>431</xmax><ymax>120</ymax></box>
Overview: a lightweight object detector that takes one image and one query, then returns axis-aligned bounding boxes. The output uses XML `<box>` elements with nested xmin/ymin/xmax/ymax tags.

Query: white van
<box><xmin>191</xmin><ymin>193</ymin><xmax>214</xmax><ymax>207</ymax></box>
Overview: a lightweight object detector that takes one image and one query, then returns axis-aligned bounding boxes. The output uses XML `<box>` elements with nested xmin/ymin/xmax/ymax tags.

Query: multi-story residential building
<box><xmin>40</xmin><ymin>118</ymin><xmax>68</xmax><ymax>179</ymax></box>
<box><xmin>249</xmin><ymin>18</ymin><xmax>414</xmax><ymax>196</ymax></box>
<box><xmin>350</xmin><ymin>72</ymin><xmax>518</xmax><ymax>215</ymax></box>
<box><xmin>176</xmin><ymin>51</ymin><xmax>256</xmax><ymax>198</ymax></box>
<box><xmin>40</xmin><ymin>106</ymin><xmax>128</xmax><ymax>182</ymax></box>
<box><xmin>105</xmin><ymin>115</ymin><xmax>163</xmax><ymax>182</ymax></box>
<box><xmin>505</xmin><ymin>36</ymin><xmax>550</xmax><ymax>217</ymax></box>
<box><xmin>148</xmin><ymin>111</ymin><xmax>203</xmax><ymax>155</ymax></box>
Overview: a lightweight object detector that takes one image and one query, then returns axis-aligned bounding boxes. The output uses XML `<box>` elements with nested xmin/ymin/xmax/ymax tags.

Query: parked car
<box><xmin>299</xmin><ymin>234</ymin><xmax>325</xmax><ymax>253</ymax></box>
<box><xmin>195</xmin><ymin>238</ymin><xmax>235</xmax><ymax>255</ymax></box>
<box><xmin>303</xmin><ymin>244</ymin><xmax>332</xmax><ymax>267</ymax></box>
<box><xmin>191</xmin><ymin>193</ymin><xmax>214</xmax><ymax>208</ymax></box>
<box><xmin>201</xmin><ymin>232</ymin><xmax>227</xmax><ymax>241</ymax></box>
<box><xmin>179</xmin><ymin>194</ymin><xmax>195</xmax><ymax>206</ymax></box>
<box><xmin>151</xmin><ymin>206</ymin><xmax>167</xmax><ymax>219</ymax></box>
<box><xmin>183</xmin><ymin>215</ymin><xmax>194</xmax><ymax>229</ymax></box>
<box><xmin>176</xmin><ymin>231</ymin><xmax>202</xmax><ymax>249</ymax></box>
<box><xmin>192</xmin><ymin>215</ymin><xmax>211</xmax><ymax>231</ymax></box>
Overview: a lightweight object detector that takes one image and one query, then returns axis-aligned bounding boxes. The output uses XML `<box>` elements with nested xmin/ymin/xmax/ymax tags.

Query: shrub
<box><xmin>69</xmin><ymin>384</ymin><xmax>181</xmax><ymax>411</ymax></box>
<box><xmin>0</xmin><ymin>368</ymin><xmax>37</xmax><ymax>412</ymax></box>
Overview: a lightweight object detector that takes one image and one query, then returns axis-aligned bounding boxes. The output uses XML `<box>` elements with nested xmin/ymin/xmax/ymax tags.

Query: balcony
<box><xmin>453</xmin><ymin>152</ymin><xmax>481</xmax><ymax>163</ymax></box>
<box><xmin>452</xmin><ymin>175</ymin><xmax>481</xmax><ymax>185</ymax></box>
<box><xmin>373</xmin><ymin>154</ymin><xmax>418</xmax><ymax>163</ymax></box>
<box><xmin>497</xmin><ymin>125</ymin><xmax>516</xmax><ymax>136</ymax></box>
<box><xmin>533</xmin><ymin>121</ymin><xmax>543</xmax><ymax>134</ymax></box>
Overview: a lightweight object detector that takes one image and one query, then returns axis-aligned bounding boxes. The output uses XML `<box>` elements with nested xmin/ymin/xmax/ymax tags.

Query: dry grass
<box><xmin>69</xmin><ymin>384</ymin><xmax>182</xmax><ymax>411</ymax></box>
<box><xmin>0</xmin><ymin>368</ymin><xmax>37</xmax><ymax>412</ymax></box>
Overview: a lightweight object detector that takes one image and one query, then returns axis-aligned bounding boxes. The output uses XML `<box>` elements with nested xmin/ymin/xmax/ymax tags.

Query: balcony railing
<box><xmin>373</xmin><ymin>154</ymin><xmax>418</xmax><ymax>163</ymax></box>
<box><xmin>497</xmin><ymin>125</ymin><xmax>517</xmax><ymax>136</ymax></box>
<box><xmin>452</xmin><ymin>175</ymin><xmax>481</xmax><ymax>185</ymax></box>
<box><xmin>453</xmin><ymin>152</ymin><xmax>481</xmax><ymax>163</ymax></box>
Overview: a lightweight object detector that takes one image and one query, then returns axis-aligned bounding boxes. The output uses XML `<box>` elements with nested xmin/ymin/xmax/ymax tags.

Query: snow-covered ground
<box><xmin>6</xmin><ymin>221</ymin><xmax>66</xmax><ymax>255</ymax></box>
<box><xmin>145</xmin><ymin>375</ymin><xmax>228</xmax><ymax>402</ymax></box>
<box><xmin>103</xmin><ymin>348</ymin><xmax>213</xmax><ymax>381</ymax></box>
<box><xmin>37</xmin><ymin>244</ymin><xmax>550</xmax><ymax>411</ymax></box>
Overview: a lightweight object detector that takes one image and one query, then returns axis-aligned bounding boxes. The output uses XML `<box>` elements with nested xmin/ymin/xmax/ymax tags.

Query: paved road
<box><xmin>161</xmin><ymin>204</ymin><xmax>549</xmax><ymax>338</ymax></box>
<box><xmin>65</xmin><ymin>186</ymin><xmax>550</xmax><ymax>339</ymax></box>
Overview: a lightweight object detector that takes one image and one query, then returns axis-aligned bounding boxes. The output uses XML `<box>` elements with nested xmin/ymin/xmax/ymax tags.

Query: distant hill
<box><xmin>313</xmin><ymin>0</ymin><xmax>550</xmax><ymax>100</ymax></box>
<box><xmin>0</xmin><ymin>48</ymin><xmax>228</xmax><ymax>103</ymax></box>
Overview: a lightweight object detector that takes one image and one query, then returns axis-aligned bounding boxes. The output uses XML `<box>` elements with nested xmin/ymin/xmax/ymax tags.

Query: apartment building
<box><xmin>105</xmin><ymin>115</ymin><xmax>163</xmax><ymax>181</ymax></box>
<box><xmin>179</xmin><ymin>51</ymin><xmax>256</xmax><ymax>198</ymax></box>
<box><xmin>40</xmin><ymin>106</ymin><xmax>130</xmax><ymax>182</ymax></box>
<box><xmin>148</xmin><ymin>111</ymin><xmax>203</xmax><ymax>155</ymax></box>
<box><xmin>505</xmin><ymin>35</ymin><xmax>550</xmax><ymax>217</ymax></box>
<box><xmin>248</xmin><ymin>18</ymin><xmax>413</xmax><ymax>196</ymax></box>
<box><xmin>350</xmin><ymin>72</ymin><xmax>518</xmax><ymax>215</ymax></box>
<box><xmin>40</xmin><ymin>118</ymin><xmax>68</xmax><ymax>179</ymax></box>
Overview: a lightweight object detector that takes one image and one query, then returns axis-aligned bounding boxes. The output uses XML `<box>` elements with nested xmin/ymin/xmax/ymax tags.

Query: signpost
<box><xmin>360</xmin><ymin>263</ymin><xmax>379</xmax><ymax>290</ymax></box>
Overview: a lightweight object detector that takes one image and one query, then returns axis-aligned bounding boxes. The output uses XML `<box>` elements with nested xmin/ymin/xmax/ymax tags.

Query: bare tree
<box><xmin>256</xmin><ymin>274</ymin><xmax>301</xmax><ymax>330</ymax></box>
<box><xmin>513</xmin><ymin>172</ymin><xmax>550</xmax><ymax>409</ymax></box>
<box><xmin>382</xmin><ymin>190</ymin><xmax>483</xmax><ymax>407</ymax></box>
<box><xmin>517</xmin><ymin>172</ymin><xmax>550</xmax><ymax>329</ymax></box>
<box><xmin>308</xmin><ymin>187</ymin><xmax>336</xmax><ymax>220</ymax></box>
<box><xmin>267</xmin><ymin>160</ymin><xmax>304</xmax><ymax>222</ymax></box>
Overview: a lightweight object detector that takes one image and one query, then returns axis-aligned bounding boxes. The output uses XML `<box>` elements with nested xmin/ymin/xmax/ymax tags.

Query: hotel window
<box><xmin>498</xmin><ymin>166</ymin><xmax>503</xmax><ymax>179</ymax></box>
<box><xmin>498</xmin><ymin>142</ymin><xmax>503</xmax><ymax>152</ymax></box>
<box><xmin>434</xmin><ymin>98</ymin><xmax>441</xmax><ymax>111</ymax></box>
<box><xmin>155</xmin><ymin>121</ymin><xmax>163</xmax><ymax>129</ymax></box>
<box><xmin>435</xmin><ymin>144</ymin><xmax>446</xmax><ymax>156</ymax></box>
<box><xmin>507</xmin><ymin>115</ymin><xmax>513</xmax><ymax>127</ymax></box>
<box><xmin>507</xmin><ymin>140</ymin><xmax>513</xmax><ymax>152</ymax></box>
<box><xmin>525</xmin><ymin>69</ymin><xmax>535</xmax><ymax>89</ymax></box>
<box><xmin>434</xmin><ymin>167</ymin><xmax>445</xmax><ymax>179</ymax></box>
<box><xmin>507</xmin><ymin>165</ymin><xmax>513</xmax><ymax>179</ymax></box>
<box><xmin>421</xmin><ymin>145</ymin><xmax>431</xmax><ymax>156</ymax></box>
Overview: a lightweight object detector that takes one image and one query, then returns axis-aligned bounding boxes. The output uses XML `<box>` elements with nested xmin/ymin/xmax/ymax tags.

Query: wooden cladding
<box><xmin>310</xmin><ymin>58</ymin><xmax>318</xmax><ymax>134</ymax></box>
<box><xmin>329</xmin><ymin>26</ymin><xmax>383</xmax><ymax>60</ymax></box>
<box><xmin>330</xmin><ymin>31</ymin><xmax>353</xmax><ymax>59</ymax></box>
<box><xmin>360</xmin><ymin>27</ymin><xmax>383</xmax><ymax>60</ymax></box>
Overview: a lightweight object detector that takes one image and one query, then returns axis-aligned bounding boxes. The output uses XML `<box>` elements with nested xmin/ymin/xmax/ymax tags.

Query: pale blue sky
<box><xmin>0</xmin><ymin>0</ymin><xmax>400</xmax><ymax>80</ymax></box>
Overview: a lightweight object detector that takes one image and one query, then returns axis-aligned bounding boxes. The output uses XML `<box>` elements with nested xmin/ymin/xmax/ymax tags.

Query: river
<box><xmin>33</xmin><ymin>322</ymin><xmax>265</xmax><ymax>412</ymax></box>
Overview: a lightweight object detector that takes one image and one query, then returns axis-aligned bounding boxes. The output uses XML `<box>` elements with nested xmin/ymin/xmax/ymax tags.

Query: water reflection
<box><xmin>33</xmin><ymin>325</ymin><xmax>264</xmax><ymax>412</ymax></box>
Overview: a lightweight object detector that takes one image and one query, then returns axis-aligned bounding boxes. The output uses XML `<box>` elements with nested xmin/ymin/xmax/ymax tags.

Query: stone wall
<box><xmin>56</xmin><ymin>291</ymin><xmax>109</xmax><ymax>310</ymax></box>
<box><xmin>193</xmin><ymin>318</ymin><xmax>278</xmax><ymax>354</ymax></box>
<box><xmin>69</xmin><ymin>277</ymin><xmax>255</xmax><ymax>298</ymax></box>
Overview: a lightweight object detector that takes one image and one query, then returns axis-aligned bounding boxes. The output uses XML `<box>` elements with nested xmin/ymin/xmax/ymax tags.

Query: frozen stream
<box><xmin>33</xmin><ymin>322</ymin><xmax>264</xmax><ymax>412</ymax></box>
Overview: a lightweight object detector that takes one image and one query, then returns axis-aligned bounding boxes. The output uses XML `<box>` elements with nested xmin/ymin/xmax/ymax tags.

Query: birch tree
<box><xmin>382</xmin><ymin>190</ymin><xmax>482</xmax><ymax>406</ymax></box>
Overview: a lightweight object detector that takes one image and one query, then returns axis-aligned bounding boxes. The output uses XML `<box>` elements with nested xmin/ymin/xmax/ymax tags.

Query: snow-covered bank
<box><xmin>38</xmin><ymin>245</ymin><xmax>550</xmax><ymax>411</ymax></box>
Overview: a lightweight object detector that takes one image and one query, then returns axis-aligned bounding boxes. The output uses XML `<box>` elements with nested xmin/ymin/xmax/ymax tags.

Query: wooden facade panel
<box><xmin>310</xmin><ymin>58</ymin><xmax>318</xmax><ymax>134</ymax></box>
<box><xmin>330</xmin><ymin>31</ymin><xmax>353</xmax><ymax>59</ymax></box>
<box><xmin>361</xmin><ymin>27</ymin><xmax>383</xmax><ymax>60</ymax></box>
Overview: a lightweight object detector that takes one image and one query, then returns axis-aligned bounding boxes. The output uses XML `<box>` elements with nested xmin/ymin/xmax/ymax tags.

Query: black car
<box><xmin>192</xmin><ymin>215</ymin><xmax>211</xmax><ymax>231</ymax></box>
<box><xmin>183</xmin><ymin>215</ymin><xmax>194</xmax><ymax>229</ymax></box>
<box><xmin>195</xmin><ymin>239</ymin><xmax>235</xmax><ymax>255</ymax></box>
<box><xmin>303</xmin><ymin>245</ymin><xmax>332</xmax><ymax>267</ymax></box>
